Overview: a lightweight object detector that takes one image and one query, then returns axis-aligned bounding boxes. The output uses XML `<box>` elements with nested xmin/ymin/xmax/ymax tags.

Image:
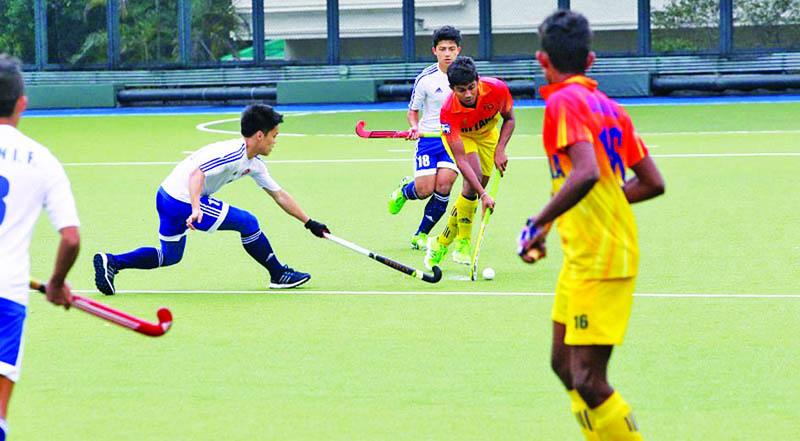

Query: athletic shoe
<box><xmin>424</xmin><ymin>237</ymin><xmax>448</xmax><ymax>270</ymax></box>
<box><xmin>388</xmin><ymin>176</ymin><xmax>413</xmax><ymax>214</ymax></box>
<box><xmin>93</xmin><ymin>252</ymin><xmax>118</xmax><ymax>295</ymax></box>
<box><xmin>269</xmin><ymin>265</ymin><xmax>311</xmax><ymax>289</ymax></box>
<box><xmin>410</xmin><ymin>232</ymin><xmax>428</xmax><ymax>250</ymax></box>
<box><xmin>452</xmin><ymin>238</ymin><xmax>472</xmax><ymax>265</ymax></box>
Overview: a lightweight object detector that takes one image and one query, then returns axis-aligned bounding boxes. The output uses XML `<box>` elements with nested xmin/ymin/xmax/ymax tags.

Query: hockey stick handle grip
<box><xmin>29</xmin><ymin>279</ymin><xmax>46</xmax><ymax>294</ymax></box>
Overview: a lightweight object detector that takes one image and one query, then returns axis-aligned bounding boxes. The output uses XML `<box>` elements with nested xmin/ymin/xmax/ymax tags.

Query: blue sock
<box><xmin>216</xmin><ymin>205</ymin><xmax>284</xmax><ymax>278</ymax></box>
<box><xmin>402</xmin><ymin>181</ymin><xmax>419</xmax><ymax>200</ymax></box>
<box><xmin>112</xmin><ymin>238</ymin><xmax>185</xmax><ymax>270</ymax></box>
<box><xmin>0</xmin><ymin>417</ymin><xmax>8</xmax><ymax>441</ymax></box>
<box><xmin>113</xmin><ymin>247</ymin><xmax>159</xmax><ymax>270</ymax></box>
<box><xmin>417</xmin><ymin>191</ymin><xmax>449</xmax><ymax>234</ymax></box>
<box><xmin>241</xmin><ymin>230</ymin><xmax>283</xmax><ymax>278</ymax></box>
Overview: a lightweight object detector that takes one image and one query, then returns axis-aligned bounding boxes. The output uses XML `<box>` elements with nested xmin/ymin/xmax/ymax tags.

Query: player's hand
<box><xmin>406</xmin><ymin>126</ymin><xmax>420</xmax><ymax>140</ymax></box>
<box><xmin>305</xmin><ymin>218</ymin><xmax>330</xmax><ymax>238</ymax></box>
<box><xmin>494</xmin><ymin>150</ymin><xmax>509</xmax><ymax>176</ymax></box>
<box><xmin>186</xmin><ymin>209</ymin><xmax>203</xmax><ymax>230</ymax></box>
<box><xmin>518</xmin><ymin>217</ymin><xmax>548</xmax><ymax>264</ymax></box>
<box><xmin>45</xmin><ymin>279</ymin><xmax>72</xmax><ymax>310</ymax></box>
<box><xmin>479</xmin><ymin>192</ymin><xmax>495</xmax><ymax>214</ymax></box>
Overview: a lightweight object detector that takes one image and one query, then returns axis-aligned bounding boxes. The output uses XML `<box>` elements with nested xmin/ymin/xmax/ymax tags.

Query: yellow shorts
<box><xmin>443</xmin><ymin>126</ymin><xmax>500</xmax><ymax>176</ymax></box>
<box><xmin>551</xmin><ymin>267</ymin><xmax>636</xmax><ymax>345</ymax></box>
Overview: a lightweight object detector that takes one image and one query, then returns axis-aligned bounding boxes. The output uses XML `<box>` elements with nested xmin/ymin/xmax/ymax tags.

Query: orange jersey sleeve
<box><xmin>544</xmin><ymin>92</ymin><xmax>594</xmax><ymax>152</ymax></box>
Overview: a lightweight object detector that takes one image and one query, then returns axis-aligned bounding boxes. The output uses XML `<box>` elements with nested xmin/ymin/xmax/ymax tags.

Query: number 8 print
<box><xmin>0</xmin><ymin>176</ymin><xmax>9</xmax><ymax>225</ymax></box>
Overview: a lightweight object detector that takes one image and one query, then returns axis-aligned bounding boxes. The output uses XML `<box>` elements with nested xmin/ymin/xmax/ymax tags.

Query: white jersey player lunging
<box><xmin>93</xmin><ymin>104</ymin><xmax>330</xmax><ymax>294</ymax></box>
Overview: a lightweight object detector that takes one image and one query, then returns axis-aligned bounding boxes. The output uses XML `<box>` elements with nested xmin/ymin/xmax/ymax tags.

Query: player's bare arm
<box><xmin>519</xmin><ymin>141</ymin><xmax>598</xmax><ymax>262</ymax></box>
<box><xmin>624</xmin><ymin>156</ymin><xmax>665</xmax><ymax>203</ymax></box>
<box><xmin>494</xmin><ymin>107</ymin><xmax>516</xmax><ymax>175</ymax></box>
<box><xmin>186</xmin><ymin>167</ymin><xmax>205</xmax><ymax>229</ymax></box>
<box><xmin>533</xmin><ymin>141</ymin><xmax>599</xmax><ymax>226</ymax></box>
<box><xmin>264</xmin><ymin>188</ymin><xmax>330</xmax><ymax>238</ymax></box>
<box><xmin>46</xmin><ymin>225</ymin><xmax>80</xmax><ymax>308</ymax></box>
<box><xmin>265</xmin><ymin>188</ymin><xmax>309</xmax><ymax>223</ymax></box>
<box><xmin>406</xmin><ymin>109</ymin><xmax>421</xmax><ymax>140</ymax></box>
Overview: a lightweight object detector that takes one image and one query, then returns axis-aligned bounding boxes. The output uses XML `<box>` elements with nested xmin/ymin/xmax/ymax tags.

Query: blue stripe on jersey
<box><xmin>408</xmin><ymin>65</ymin><xmax>440</xmax><ymax>109</ymax></box>
<box><xmin>199</xmin><ymin>144</ymin><xmax>245</xmax><ymax>172</ymax></box>
<box><xmin>199</xmin><ymin>144</ymin><xmax>244</xmax><ymax>169</ymax></box>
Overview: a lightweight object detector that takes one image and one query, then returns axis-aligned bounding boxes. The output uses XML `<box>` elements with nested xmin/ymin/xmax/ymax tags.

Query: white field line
<box><xmin>196</xmin><ymin>117</ymin><xmax>800</xmax><ymax>138</ymax></box>
<box><xmin>196</xmin><ymin>118</ymin><xmax>349</xmax><ymax>137</ymax></box>
<box><xmin>58</xmin><ymin>289</ymin><xmax>800</xmax><ymax>299</ymax></box>
<box><xmin>61</xmin><ymin>152</ymin><xmax>800</xmax><ymax>167</ymax></box>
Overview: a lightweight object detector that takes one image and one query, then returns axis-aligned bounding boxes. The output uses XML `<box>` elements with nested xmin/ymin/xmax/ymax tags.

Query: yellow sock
<box><xmin>591</xmin><ymin>391</ymin><xmax>643</xmax><ymax>441</ymax></box>
<box><xmin>437</xmin><ymin>206</ymin><xmax>459</xmax><ymax>247</ymax></box>
<box><xmin>568</xmin><ymin>389</ymin><xmax>601</xmax><ymax>441</ymax></box>
<box><xmin>453</xmin><ymin>194</ymin><xmax>478</xmax><ymax>242</ymax></box>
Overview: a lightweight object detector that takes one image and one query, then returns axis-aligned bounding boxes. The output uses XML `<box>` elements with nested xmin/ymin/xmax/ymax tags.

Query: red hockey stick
<box><xmin>29</xmin><ymin>279</ymin><xmax>172</xmax><ymax>337</ymax></box>
<box><xmin>355</xmin><ymin>120</ymin><xmax>440</xmax><ymax>139</ymax></box>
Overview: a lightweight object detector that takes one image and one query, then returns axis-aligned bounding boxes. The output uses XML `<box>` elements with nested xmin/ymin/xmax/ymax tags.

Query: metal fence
<box><xmin>1</xmin><ymin>0</ymin><xmax>798</xmax><ymax>71</ymax></box>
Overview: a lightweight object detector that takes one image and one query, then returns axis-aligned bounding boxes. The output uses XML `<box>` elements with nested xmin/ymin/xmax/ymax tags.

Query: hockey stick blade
<box><xmin>421</xmin><ymin>265</ymin><xmax>443</xmax><ymax>283</ymax></box>
<box><xmin>355</xmin><ymin>120</ymin><xmax>439</xmax><ymax>139</ymax></box>
<box><xmin>29</xmin><ymin>279</ymin><xmax>172</xmax><ymax>337</ymax></box>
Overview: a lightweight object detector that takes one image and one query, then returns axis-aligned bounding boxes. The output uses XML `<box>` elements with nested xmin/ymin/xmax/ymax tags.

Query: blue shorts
<box><xmin>0</xmin><ymin>297</ymin><xmax>26</xmax><ymax>382</ymax></box>
<box><xmin>157</xmin><ymin>187</ymin><xmax>230</xmax><ymax>242</ymax></box>
<box><xmin>414</xmin><ymin>137</ymin><xmax>457</xmax><ymax>177</ymax></box>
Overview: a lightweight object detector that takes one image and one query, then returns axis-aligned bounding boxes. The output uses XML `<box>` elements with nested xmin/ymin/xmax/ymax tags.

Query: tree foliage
<box><xmin>652</xmin><ymin>0</ymin><xmax>800</xmax><ymax>52</ymax></box>
<box><xmin>0</xmin><ymin>0</ymin><xmax>245</xmax><ymax>66</ymax></box>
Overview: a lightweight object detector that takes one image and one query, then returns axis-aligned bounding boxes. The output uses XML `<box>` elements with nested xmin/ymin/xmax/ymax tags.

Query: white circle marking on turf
<box><xmin>196</xmin><ymin>117</ymin><xmax>355</xmax><ymax>137</ymax></box>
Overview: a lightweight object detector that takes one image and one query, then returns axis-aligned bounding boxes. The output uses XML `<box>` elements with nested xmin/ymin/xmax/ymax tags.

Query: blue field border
<box><xmin>22</xmin><ymin>94</ymin><xmax>800</xmax><ymax>118</ymax></box>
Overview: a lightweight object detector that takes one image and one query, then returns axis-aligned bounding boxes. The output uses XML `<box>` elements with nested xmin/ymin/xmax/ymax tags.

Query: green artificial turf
<box><xmin>11</xmin><ymin>102</ymin><xmax>800</xmax><ymax>440</ymax></box>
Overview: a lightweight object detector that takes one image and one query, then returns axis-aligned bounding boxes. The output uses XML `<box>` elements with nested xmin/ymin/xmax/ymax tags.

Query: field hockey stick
<box><xmin>469</xmin><ymin>170</ymin><xmax>502</xmax><ymax>281</ymax></box>
<box><xmin>323</xmin><ymin>233</ymin><xmax>443</xmax><ymax>283</ymax></box>
<box><xmin>29</xmin><ymin>279</ymin><xmax>172</xmax><ymax>337</ymax></box>
<box><xmin>355</xmin><ymin>120</ymin><xmax>441</xmax><ymax>139</ymax></box>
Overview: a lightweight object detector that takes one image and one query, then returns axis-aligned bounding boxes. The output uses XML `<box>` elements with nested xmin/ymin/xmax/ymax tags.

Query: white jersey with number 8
<box><xmin>0</xmin><ymin>125</ymin><xmax>80</xmax><ymax>306</ymax></box>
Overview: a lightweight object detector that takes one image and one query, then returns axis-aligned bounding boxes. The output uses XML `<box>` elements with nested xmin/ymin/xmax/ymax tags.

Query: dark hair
<box><xmin>432</xmin><ymin>26</ymin><xmax>461</xmax><ymax>48</ymax></box>
<box><xmin>240</xmin><ymin>104</ymin><xmax>283</xmax><ymax>137</ymax></box>
<box><xmin>0</xmin><ymin>54</ymin><xmax>24</xmax><ymax>118</ymax></box>
<box><xmin>538</xmin><ymin>10</ymin><xmax>592</xmax><ymax>74</ymax></box>
<box><xmin>447</xmin><ymin>56</ymin><xmax>479</xmax><ymax>87</ymax></box>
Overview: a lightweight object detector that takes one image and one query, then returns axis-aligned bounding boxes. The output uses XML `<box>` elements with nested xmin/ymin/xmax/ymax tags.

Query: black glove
<box><xmin>304</xmin><ymin>219</ymin><xmax>330</xmax><ymax>238</ymax></box>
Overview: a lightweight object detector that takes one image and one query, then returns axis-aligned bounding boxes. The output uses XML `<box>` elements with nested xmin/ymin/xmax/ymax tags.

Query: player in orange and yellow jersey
<box><xmin>518</xmin><ymin>10</ymin><xmax>665</xmax><ymax>441</ymax></box>
<box><xmin>424</xmin><ymin>56</ymin><xmax>516</xmax><ymax>269</ymax></box>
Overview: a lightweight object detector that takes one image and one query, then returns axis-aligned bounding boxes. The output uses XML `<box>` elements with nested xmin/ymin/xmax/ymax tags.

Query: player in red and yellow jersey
<box><xmin>518</xmin><ymin>11</ymin><xmax>665</xmax><ymax>441</ymax></box>
<box><xmin>425</xmin><ymin>56</ymin><xmax>516</xmax><ymax>269</ymax></box>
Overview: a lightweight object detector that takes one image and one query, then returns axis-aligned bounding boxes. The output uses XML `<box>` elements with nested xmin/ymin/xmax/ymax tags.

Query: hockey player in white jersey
<box><xmin>93</xmin><ymin>104</ymin><xmax>329</xmax><ymax>294</ymax></box>
<box><xmin>387</xmin><ymin>26</ymin><xmax>462</xmax><ymax>251</ymax></box>
<box><xmin>0</xmin><ymin>54</ymin><xmax>81</xmax><ymax>441</ymax></box>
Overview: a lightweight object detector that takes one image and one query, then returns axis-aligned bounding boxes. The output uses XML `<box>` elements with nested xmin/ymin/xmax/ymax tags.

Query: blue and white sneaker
<box><xmin>269</xmin><ymin>265</ymin><xmax>311</xmax><ymax>289</ymax></box>
<box><xmin>93</xmin><ymin>252</ymin><xmax>118</xmax><ymax>295</ymax></box>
